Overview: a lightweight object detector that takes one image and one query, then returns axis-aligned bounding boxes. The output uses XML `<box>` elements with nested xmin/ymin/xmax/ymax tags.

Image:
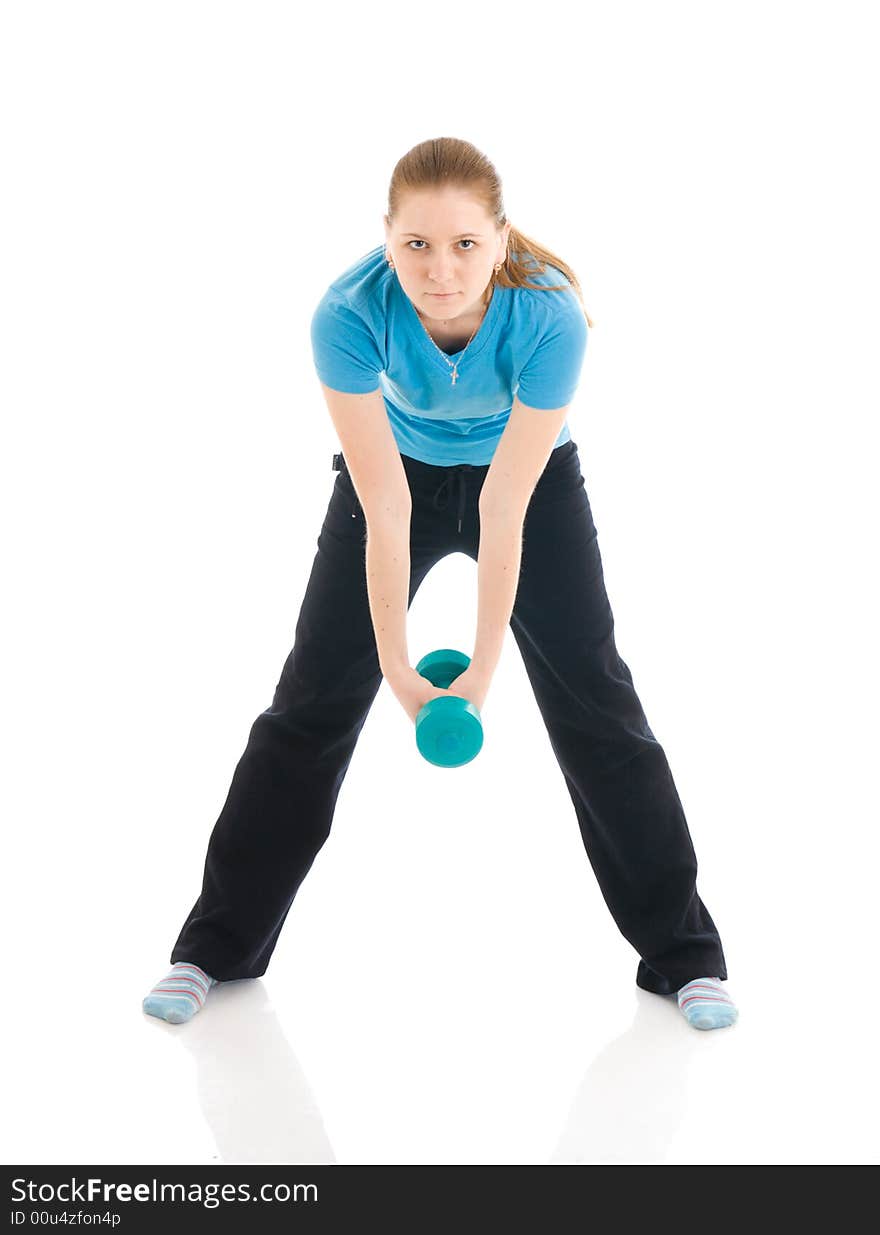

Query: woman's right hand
<box><xmin>385</xmin><ymin>666</ymin><xmax>455</xmax><ymax>726</ymax></box>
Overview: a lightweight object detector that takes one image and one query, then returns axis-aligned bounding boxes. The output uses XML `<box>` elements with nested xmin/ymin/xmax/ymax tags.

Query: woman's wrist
<box><xmin>382</xmin><ymin>659</ymin><xmax>413</xmax><ymax>688</ymax></box>
<box><xmin>465</xmin><ymin>656</ymin><xmax>496</xmax><ymax>686</ymax></box>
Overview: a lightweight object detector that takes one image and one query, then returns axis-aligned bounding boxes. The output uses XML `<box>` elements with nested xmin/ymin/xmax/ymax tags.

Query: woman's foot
<box><xmin>677</xmin><ymin>976</ymin><xmax>738</xmax><ymax>1030</ymax></box>
<box><xmin>142</xmin><ymin>962</ymin><xmax>216</xmax><ymax>1024</ymax></box>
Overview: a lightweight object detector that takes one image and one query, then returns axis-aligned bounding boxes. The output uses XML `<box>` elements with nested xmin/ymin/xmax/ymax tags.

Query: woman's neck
<box><xmin>416</xmin><ymin>284</ymin><xmax>492</xmax><ymax>331</ymax></box>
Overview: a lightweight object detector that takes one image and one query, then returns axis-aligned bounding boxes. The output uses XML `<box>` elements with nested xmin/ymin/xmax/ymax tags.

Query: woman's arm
<box><xmin>318</xmin><ymin>383</ymin><xmax>413</xmax><ymax>679</ymax></box>
<box><xmin>472</xmin><ymin>398</ymin><xmax>571</xmax><ymax>679</ymax></box>
<box><xmin>471</xmin><ymin>515</ymin><xmax>526</xmax><ymax>680</ymax></box>
<box><xmin>365</xmin><ymin>512</ymin><xmax>412</xmax><ymax>681</ymax></box>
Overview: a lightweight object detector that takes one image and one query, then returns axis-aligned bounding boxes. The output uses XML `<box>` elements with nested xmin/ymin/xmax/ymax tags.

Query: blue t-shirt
<box><xmin>310</xmin><ymin>244</ymin><xmax>588</xmax><ymax>466</ymax></box>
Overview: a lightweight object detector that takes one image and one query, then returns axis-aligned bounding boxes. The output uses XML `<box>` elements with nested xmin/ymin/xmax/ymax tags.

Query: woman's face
<box><xmin>384</xmin><ymin>187</ymin><xmax>511</xmax><ymax>323</ymax></box>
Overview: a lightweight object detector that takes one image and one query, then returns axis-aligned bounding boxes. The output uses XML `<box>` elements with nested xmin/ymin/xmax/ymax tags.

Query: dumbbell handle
<box><xmin>415</xmin><ymin>647</ymin><xmax>472</xmax><ymax>690</ymax></box>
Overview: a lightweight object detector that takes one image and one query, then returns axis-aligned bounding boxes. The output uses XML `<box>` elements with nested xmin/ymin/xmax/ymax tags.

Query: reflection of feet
<box><xmin>677</xmin><ymin>976</ymin><xmax>739</xmax><ymax>1030</ymax></box>
<box><xmin>142</xmin><ymin>962</ymin><xmax>216</xmax><ymax>1024</ymax></box>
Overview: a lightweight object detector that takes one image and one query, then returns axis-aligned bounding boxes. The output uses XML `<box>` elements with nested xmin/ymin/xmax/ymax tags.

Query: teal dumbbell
<box><xmin>414</xmin><ymin>648</ymin><xmax>484</xmax><ymax>768</ymax></box>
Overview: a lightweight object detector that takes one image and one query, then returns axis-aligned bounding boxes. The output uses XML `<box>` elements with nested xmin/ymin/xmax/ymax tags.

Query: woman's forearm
<box><xmin>365</xmin><ymin>514</ymin><xmax>412</xmax><ymax>681</ymax></box>
<box><xmin>471</xmin><ymin>512</ymin><xmax>525</xmax><ymax>678</ymax></box>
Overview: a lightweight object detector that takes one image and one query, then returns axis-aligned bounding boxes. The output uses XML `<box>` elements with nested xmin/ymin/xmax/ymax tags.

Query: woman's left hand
<box><xmin>442</xmin><ymin>663</ymin><xmax>492</xmax><ymax>714</ymax></box>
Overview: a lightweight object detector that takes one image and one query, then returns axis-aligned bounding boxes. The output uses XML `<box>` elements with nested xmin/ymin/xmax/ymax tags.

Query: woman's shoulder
<box><xmin>310</xmin><ymin>246</ymin><xmax>391</xmax><ymax>387</ymax></box>
<box><xmin>506</xmin><ymin>262</ymin><xmax>587</xmax><ymax>349</ymax></box>
<box><xmin>513</xmin><ymin>259</ymin><xmax>581</xmax><ymax>310</ymax></box>
<box><xmin>318</xmin><ymin>244</ymin><xmax>392</xmax><ymax>315</ymax></box>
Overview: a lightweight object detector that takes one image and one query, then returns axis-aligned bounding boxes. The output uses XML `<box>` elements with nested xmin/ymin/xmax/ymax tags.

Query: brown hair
<box><xmin>386</xmin><ymin>136</ymin><xmax>594</xmax><ymax>329</ymax></box>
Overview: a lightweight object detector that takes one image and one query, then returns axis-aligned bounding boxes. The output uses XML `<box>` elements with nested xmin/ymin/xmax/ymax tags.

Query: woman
<box><xmin>143</xmin><ymin>137</ymin><xmax>738</xmax><ymax>1032</ymax></box>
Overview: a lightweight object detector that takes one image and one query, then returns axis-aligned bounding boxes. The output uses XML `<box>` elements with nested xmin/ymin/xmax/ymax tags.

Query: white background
<box><xmin>2</xmin><ymin>0</ymin><xmax>878</xmax><ymax>1166</ymax></box>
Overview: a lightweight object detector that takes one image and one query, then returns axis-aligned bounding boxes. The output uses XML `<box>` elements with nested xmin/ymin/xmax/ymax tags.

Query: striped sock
<box><xmin>677</xmin><ymin>976</ymin><xmax>738</xmax><ymax>1030</ymax></box>
<box><xmin>142</xmin><ymin>962</ymin><xmax>216</xmax><ymax>1024</ymax></box>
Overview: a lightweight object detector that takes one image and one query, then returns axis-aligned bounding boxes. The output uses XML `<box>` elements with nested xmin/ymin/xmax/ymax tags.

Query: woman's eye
<box><xmin>407</xmin><ymin>239</ymin><xmax>475</xmax><ymax>251</ymax></box>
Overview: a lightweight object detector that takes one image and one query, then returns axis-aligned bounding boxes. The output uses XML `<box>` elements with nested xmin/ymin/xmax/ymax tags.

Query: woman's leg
<box><xmin>169</xmin><ymin>467</ymin><xmax>443</xmax><ymax>981</ymax></box>
<box><xmin>474</xmin><ymin>442</ymin><xmax>728</xmax><ymax>995</ymax></box>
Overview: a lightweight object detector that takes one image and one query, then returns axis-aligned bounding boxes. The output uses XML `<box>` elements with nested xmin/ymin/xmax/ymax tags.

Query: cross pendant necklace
<box><xmin>417</xmin><ymin>290</ymin><xmax>491</xmax><ymax>386</ymax></box>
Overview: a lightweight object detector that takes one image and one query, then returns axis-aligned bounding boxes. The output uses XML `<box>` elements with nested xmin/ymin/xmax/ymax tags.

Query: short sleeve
<box><xmin>310</xmin><ymin>291</ymin><xmax>384</xmax><ymax>393</ymax></box>
<box><xmin>515</xmin><ymin>291</ymin><xmax>588</xmax><ymax>410</ymax></box>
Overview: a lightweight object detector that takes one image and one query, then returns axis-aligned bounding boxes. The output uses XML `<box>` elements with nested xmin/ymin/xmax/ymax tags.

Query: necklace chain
<box><xmin>418</xmin><ymin>294</ymin><xmax>488</xmax><ymax>385</ymax></box>
<box><xmin>387</xmin><ymin>254</ymin><xmax>505</xmax><ymax>386</ymax></box>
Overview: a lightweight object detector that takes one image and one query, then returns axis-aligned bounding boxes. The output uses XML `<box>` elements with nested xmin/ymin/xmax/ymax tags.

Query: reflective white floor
<box><xmin>4</xmin><ymin>940</ymin><xmax>873</xmax><ymax>1165</ymax></box>
<box><xmin>6</xmin><ymin>662</ymin><xmax>877</xmax><ymax>1166</ymax></box>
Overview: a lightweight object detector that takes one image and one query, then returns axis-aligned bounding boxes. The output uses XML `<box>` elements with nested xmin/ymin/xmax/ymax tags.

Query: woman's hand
<box><xmin>385</xmin><ymin>666</ymin><xmax>453</xmax><ymax>726</ymax></box>
<box><xmin>441</xmin><ymin>664</ymin><xmax>490</xmax><ymax>714</ymax></box>
<box><xmin>385</xmin><ymin>663</ymin><xmax>492</xmax><ymax>725</ymax></box>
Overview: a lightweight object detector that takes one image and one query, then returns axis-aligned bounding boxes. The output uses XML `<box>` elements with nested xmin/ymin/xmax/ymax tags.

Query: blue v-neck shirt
<box><xmin>310</xmin><ymin>244</ymin><xmax>588</xmax><ymax>466</ymax></box>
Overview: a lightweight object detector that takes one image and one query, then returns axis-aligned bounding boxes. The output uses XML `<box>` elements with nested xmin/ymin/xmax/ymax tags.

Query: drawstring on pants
<box><xmin>333</xmin><ymin>452</ymin><xmax>476</xmax><ymax>535</ymax></box>
<box><xmin>430</xmin><ymin>463</ymin><xmax>476</xmax><ymax>534</ymax></box>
